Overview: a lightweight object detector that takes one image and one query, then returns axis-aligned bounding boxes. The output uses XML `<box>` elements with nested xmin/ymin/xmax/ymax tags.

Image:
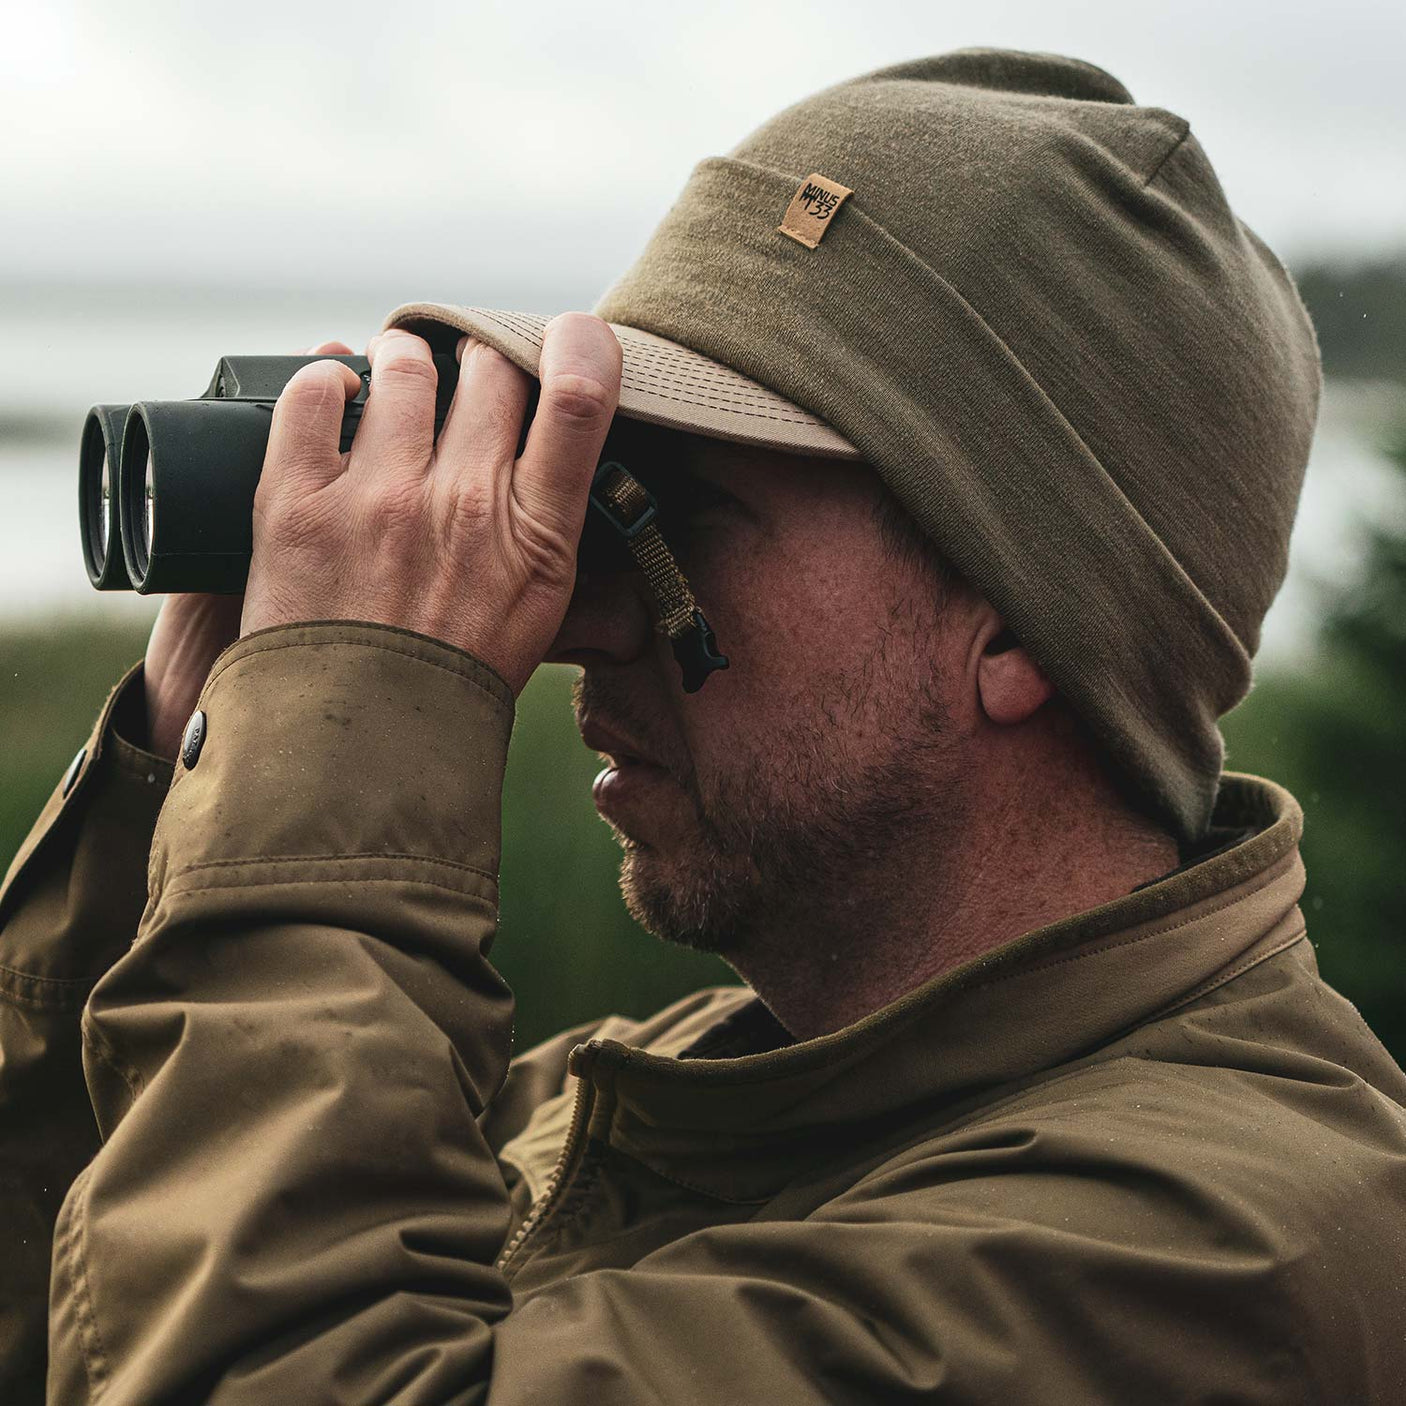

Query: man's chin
<box><xmin>617</xmin><ymin>847</ymin><xmax>743</xmax><ymax>958</ymax></box>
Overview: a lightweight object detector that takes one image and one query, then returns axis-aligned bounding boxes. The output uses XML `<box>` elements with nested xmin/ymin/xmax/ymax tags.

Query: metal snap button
<box><xmin>61</xmin><ymin>747</ymin><xmax>87</xmax><ymax>798</ymax></box>
<box><xmin>181</xmin><ymin>710</ymin><xmax>207</xmax><ymax>769</ymax></box>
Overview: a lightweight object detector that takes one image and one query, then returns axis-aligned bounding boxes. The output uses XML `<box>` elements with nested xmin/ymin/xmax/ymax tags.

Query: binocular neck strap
<box><xmin>594</xmin><ymin>469</ymin><xmax>699</xmax><ymax>642</ymax></box>
<box><xmin>592</xmin><ymin>464</ymin><xmax>730</xmax><ymax>693</ymax></box>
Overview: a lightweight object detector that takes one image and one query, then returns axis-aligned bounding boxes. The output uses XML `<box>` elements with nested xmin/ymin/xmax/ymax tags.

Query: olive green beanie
<box><xmin>590</xmin><ymin>48</ymin><xmax>1323</xmax><ymax>845</ymax></box>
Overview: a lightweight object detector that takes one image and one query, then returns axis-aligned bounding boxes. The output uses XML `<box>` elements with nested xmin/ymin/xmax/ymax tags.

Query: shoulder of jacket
<box><xmin>847</xmin><ymin>1043</ymin><xmax>1406</xmax><ymax>1262</ymax></box>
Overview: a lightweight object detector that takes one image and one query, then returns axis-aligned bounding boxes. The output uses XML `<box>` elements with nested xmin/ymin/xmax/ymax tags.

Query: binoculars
<box><xmin>79</xmin><ymin>354</ymin><xmax>728</xmax><ymax>691</ymax></box>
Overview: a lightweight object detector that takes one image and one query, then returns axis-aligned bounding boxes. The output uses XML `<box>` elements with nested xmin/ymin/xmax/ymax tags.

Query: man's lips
<box><xmin>578</xmin><ymin>719</ymin><xmax>666</xmax><ymax>772</ymax></box>
<box><xmin>579</xmin><ymin>718</ymin><xmax>676</xmax><ymax>826</ymax></box>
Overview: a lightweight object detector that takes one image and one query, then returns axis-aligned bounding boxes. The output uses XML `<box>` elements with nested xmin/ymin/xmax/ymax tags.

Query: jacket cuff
<box><xmin>0</xmin><ymin>661</ymin><xmax>174</xmax><ymax>986</ymax></box>
<box><xmin>144</xmin><ymin>621</ymin><xmax>516</xmax><ymax>904</ymax></box>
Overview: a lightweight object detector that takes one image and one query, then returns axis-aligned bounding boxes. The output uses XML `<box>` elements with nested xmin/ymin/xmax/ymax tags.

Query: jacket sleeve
<box><xmin>0</xmin><ymin>661</ymin><xmax>173</xmax><ymax>1406</ymax></box>
<box><xmin>46</xmin><ymin>622</ymin><xmax>520</xmax><ymax>1406</ymax></box>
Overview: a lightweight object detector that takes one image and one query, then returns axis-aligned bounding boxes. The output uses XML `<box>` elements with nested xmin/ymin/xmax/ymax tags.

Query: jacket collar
<box><xmin>571</xmin><ymin>773</ymin><xmax>1308</xmax><ymax>1201</ymax></box>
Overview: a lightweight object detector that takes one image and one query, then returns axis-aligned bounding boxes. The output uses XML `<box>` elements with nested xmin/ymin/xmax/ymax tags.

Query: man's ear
<box><xmin>976</xmin><ymin>621</ymin><xmax>1054</xmax><ymax>725</ymax></box>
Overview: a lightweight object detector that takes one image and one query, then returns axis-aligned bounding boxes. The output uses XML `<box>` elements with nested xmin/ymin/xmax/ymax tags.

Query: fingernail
<box><xmin>455</xmin><ymin>335</ymin><xmax>468</xmax><ymax>364</ymax></box>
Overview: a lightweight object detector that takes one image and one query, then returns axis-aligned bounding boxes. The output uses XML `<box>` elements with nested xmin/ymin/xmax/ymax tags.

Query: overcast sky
<box><xmin>2</xmin><ymin>0</ymin><xmax>1402</xmax><ymax>308</ymax></box>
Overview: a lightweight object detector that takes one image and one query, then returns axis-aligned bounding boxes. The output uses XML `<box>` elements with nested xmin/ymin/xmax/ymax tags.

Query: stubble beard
<box><xmin>577</xmin><ymin>621</ymin><xmax>962</xmax><ymax>963</ymax></box>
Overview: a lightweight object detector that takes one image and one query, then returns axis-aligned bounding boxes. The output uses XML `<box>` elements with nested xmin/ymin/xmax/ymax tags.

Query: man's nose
<box><xmin>545</xmin><ymin>570</ymin><xmax>657</xmax><ymax>671</ymax></box>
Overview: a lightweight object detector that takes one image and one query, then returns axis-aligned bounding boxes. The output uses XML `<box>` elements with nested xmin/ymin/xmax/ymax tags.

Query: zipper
<box><xmin>494</xmin><ymin>1039</ymin><xmax>605</xmax><ymax>1277</ymax></box>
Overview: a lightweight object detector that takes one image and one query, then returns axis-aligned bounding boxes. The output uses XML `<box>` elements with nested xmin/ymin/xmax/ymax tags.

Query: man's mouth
<box><xmin>590</xmin><ymin>754</ymin><xmax>673</xmax><ymax>829</ymax></box>
<box><xmin>578</xmin><ymin>718</ymin><xmax>664</xmax><ymax>772</ymax></box>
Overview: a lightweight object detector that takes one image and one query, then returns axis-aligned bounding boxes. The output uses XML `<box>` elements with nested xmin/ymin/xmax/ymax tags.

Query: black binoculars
<box><xmin>79</xmin><ymin>354</ymin><xmax>728</xmax><ymax>691</ymax></box>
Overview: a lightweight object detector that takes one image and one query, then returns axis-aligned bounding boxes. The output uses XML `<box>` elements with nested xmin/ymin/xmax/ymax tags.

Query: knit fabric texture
<box><xmin>592</xmin><ymin>48</ymin><xmax>1323</xmax><ymax>843</ymax></box>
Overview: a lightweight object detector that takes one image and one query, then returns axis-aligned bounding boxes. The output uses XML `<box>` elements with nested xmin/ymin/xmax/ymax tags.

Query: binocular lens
<box><xmin>100</xmin><ymin>455</ymin><xmax>111</xmax><ymax>558</ymax></box>
<box><xmin>79</xmin><ymin>405</ymin><xmax>133</xmax><ymax>589</ymax></box>
<box><xmin>119</xmin><ymin>411</ymin><xmax>153</xmax><ymax>586</ymax></box>
<box><xmin>143</xmin><ymin>449</ymin><xmax>156</xmax><ymax>561</ymax></box>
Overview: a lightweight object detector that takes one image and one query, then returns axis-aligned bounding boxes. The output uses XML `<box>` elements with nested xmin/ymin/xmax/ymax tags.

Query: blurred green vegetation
<box><xmin>1295</xmin><ymin>259</ymin><xmax>1406</xmax><ymax>384</ymax></box>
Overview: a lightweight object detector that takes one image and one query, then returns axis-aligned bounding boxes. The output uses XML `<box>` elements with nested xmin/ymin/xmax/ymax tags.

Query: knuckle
<box><xmin>511</xmin><ymin>511</ymin><xmax>576</xmax><ymax>585</ymax></box>
<box><xmin>439</xmin><ymin>479</ymin><xmax>493</xmax><ymax>540</ymax></box>
<box><xmin>264</xmin><ymin>426</ymin><xmax>330</xmax><ymax>484</ymax></box>
<box><xmin>254</xmin><ymin>487</ymin><xmax>328</xmax><ymax>554</ymax></box>
<box><xmin>464</xmin><ymin>337</ymin><xmax>508</xmax><ymax>369</ymax></box>
<box><xmin>363</xmin><ymin>478</ymin><xmax>427</xmax><ymax>532</ymax></box>
<box><xmin>375</xmin><ymin>352</ymin><xmax>438</xmax><ymax>389</ymax></box>
<box><xmin>541</xmin><ymin>371</ymin><xmax>614</xmax><ymax>425</ymax></box>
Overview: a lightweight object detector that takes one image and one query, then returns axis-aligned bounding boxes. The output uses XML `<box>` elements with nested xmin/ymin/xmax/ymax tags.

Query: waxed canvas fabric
<box><xmin>585</xmin><ymin>49</ymin><xmax>1324</xmax><ymax>844</ymax></box>
<box><xmin>2</xmin><ymin>623</ymin><xmax>1405</xmax><ymax>1404</ymax></box>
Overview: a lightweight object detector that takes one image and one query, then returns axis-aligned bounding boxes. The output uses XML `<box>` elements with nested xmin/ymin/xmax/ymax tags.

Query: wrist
<box><xmin>145</xmin><ymin>706</ymin><xmax>187</xmax><ymax>765</ymax></box>
<box><xmin>118</xmin><ymin>673</ymin><xmax>179</xmax><ymax>762</ymax></box>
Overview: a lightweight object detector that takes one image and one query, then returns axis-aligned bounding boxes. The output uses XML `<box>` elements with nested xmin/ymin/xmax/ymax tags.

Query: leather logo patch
<box><xmin>778</xmin><ymin>172</ymin><xmax>854</xmax><ymax>249</ymax></box>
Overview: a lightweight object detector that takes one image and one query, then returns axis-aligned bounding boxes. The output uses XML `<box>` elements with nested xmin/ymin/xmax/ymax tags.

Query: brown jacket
<box><xmin>2</xmin><ymin>621</ymin><xmax>1404</xmax><ymax>1404</ymax></box>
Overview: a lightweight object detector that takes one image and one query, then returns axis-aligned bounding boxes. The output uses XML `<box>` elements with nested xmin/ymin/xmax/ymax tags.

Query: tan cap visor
<box><xmin>382</xmin><ymin>302</ymin><xmax>862</xmax><ymax>463</ymax></box>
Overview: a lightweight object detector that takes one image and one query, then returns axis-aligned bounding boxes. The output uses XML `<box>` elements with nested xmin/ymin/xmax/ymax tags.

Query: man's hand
<box><xmin>141</xmin><ymin>338</ymin><xmax>359</xmax><ymax>760</ymax></box>
<box><xmin>240</xmin><ymin>316</ymin><xmax>623</xmax><ymax>697</ymax></box>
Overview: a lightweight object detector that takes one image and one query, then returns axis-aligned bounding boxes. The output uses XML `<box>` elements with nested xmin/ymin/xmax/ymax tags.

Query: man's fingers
<box><xmin>292</xmin><ymin>340</ymin><xmax>356</xmax><ymax>356</ymax></box>
<box><xmin>265</xmin><ymin>340</ymin><xmax>357</xmax><ymax>493</ymax></box>
<box><xmin>263</xmin><ymin>360</ymin><xmax>362</xmax><ymax>495</ymax></box>
<box><xmin>347</xmin><ymin>329</ymin><xmax>438</xmax><ymax>481</ymax></box>
<box><xmin>514</xmin><ymin>313</ymin><xmax>622</xmax><ymax>540</ymax></box>
<box><xmin>432</xmin><ymin>335</ymin><xmax>530</xmax><ymax>487</ymax></box>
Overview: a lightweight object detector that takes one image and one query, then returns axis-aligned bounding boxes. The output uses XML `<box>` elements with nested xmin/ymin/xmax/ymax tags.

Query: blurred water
<box><xmin>1</xmin><ymin>288</ymin><xmax>1401</xmax><ymax>660</ymax></box>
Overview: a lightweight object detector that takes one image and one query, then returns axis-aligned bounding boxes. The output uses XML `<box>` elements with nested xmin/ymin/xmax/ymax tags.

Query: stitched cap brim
<box><xmin>382</xmin><ymin>302</ymin><xmax>862</xmax><ymax>462</ymax></box>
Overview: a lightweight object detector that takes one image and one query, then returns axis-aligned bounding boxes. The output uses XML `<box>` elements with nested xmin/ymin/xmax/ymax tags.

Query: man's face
<box><xmin>548</xmin><ymin>419</ymin><xmax>977</xmax><ymax>963</ymax></box>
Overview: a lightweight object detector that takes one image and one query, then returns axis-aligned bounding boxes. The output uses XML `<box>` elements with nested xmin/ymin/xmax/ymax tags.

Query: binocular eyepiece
<box><xmin>79</xmin><ymin>353</ymin><xmax>728</xmax><ymax>691</ymax></box>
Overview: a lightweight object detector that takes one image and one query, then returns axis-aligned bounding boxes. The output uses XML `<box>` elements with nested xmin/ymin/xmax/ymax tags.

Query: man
<box><xmin>3</xmin><ymin>46</ymin><xmax>1404</xmax><ymax>1404</ymax></box>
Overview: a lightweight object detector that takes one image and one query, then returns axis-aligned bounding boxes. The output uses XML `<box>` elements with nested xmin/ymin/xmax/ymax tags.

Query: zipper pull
<box><xmin>495</xmin><ymin>1040</ymin><xmax>611</xmax><ymax>1278</ymax></box>
<box><xmin>566</xmin><ymin>1040</ymin><xmax>600</xmax><ymax>1079</ymax></box>
<box><xmin>567</xmin><ymin>1036</ymin><xmax>627</xmax><ymax>1079</ymax></box>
